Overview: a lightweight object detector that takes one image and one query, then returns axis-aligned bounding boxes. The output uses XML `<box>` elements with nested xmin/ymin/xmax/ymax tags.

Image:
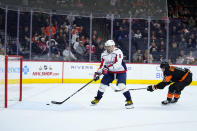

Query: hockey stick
<box><xmin>51</xmin><ymin>79</ymin><xmax>95</xmax><ymax>104</ymax></box>
<box><xmin>114</xmin><ymin>87</ymin><xmax>147</xmax><ymax>92</ymax></box>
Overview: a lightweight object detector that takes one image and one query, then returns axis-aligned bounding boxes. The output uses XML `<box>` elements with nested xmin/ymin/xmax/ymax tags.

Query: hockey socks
<box><xmin>123</xmin><ymin>91</ymin><xmax>131</xmax><ymax>101</ymax></box>
<box><xmin>95</xmin><ymin>90</ymin><xmax>104</xmax><ymax>100</ymax></box>
<box><xmin>123</xmin><ymin>91</ymin><xmax>134</xmax><ymax>109</ymax></box>
<box><xmin>91</xmin><ymin>90</ymin><xmax>104</xmax><ymax>105</ymax></box>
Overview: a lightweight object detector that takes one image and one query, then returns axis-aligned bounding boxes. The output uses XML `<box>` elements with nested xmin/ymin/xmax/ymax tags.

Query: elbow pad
<box><xmin>156</xmin><ymin>82</ymin><xmax>169</xmax><ymax>89</ymax></box>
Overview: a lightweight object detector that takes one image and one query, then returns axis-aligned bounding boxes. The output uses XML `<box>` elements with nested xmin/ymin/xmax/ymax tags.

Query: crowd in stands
<box><xmin>114</xmin><ymin>18</ymin><xmax>197</xmax><ymax>64</ymax></box>
<box><xmin>168</xmin><ymin>0</ymin><xmax>197</xmax><ymax>27</ymax></box>
<box><xmin>0</xmin><ymin>0</ymin><xmax>196</xmax><ymax>65</ymax></box>
<box><xmin>113</xmin><ymin>0</ymin><xmax>197</xmax><ymax>64</ymax></box>
<box><xmin>0</xmin><ymin>12</ymin><xmax>104</xmax><ymax>61</ymax></box>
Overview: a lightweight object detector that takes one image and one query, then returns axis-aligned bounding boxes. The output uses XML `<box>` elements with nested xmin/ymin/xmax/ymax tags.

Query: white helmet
<box><xmin>105</xmin><ymin>40</ymin><xmax>115</xmax><ymax>46</ymax></box>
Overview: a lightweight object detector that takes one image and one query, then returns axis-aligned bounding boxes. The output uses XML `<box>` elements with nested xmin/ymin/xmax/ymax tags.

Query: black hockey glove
<box><xmin>147</xmin><ymin>85</ymin><xmax>156</xmax><ymax>92</ymax></box>
<box><xmin>94</xmin><ymin>72</ymin><xmax>101</xmax><ymax>81</ymax></box>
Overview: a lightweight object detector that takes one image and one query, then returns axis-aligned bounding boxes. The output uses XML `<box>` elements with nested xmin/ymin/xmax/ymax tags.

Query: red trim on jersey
<box><xmin>99</xmin><ymin>58</ymin><xmax>104</xmax><ymax>69</ymax></box>
<box><xmin>108</xmin><ymin>70</ymin><xmax>127</xmax><ymax>74</ymax></box>
<box><xmin>108</xmin><ymin>54</ymin><xmax>117</xmax><ymax>68</ymax></box>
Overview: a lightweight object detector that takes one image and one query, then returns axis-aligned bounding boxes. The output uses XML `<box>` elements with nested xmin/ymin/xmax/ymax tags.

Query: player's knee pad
<box><xmin>117</xmin><ymin>83</ymin><xmax>128</xmax><ymax>93</ymax></box>
<box><xmin>175</xmin><ymin>90</ymin><xmax>181</xmax><ymax>95</ymax></box>
<box><xmin>168</xmin><ymin>85</ymin><xmax>176</xmax><ymax>94</ymax></box>
<box><xmin>99</xmin><ymin>83</ymin><xmax>108</xmax><ymax>92</ymax></box>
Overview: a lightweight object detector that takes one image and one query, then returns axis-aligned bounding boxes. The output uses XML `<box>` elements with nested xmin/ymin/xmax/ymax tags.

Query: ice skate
<box><xmin>125</xmin><ymin>100</ymin><xmax>134</xmax><ymax>109</ymax></box>
<box><xmin>91</xmin><ymin>98</ymin><xmax>100</xmax><ymax>105</ymax></box>
<box><xmin>161</xmin><ymin>100</ymin><xmax>171</xmax><ymax>105</ymax></box>
<box><xmin>171</xmin><ymin>98</ymin><xmax>178</xmax><ymax>103</ymax></box>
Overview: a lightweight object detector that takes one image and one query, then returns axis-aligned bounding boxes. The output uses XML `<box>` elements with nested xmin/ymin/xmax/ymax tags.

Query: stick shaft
<box><xmin>115</xmin><ymin>87</ymin><xmax>147</xmax><ymax>92</ymax></box>
<box><xmin>129</xmin><ymin>87</ymin><xmax>147</xmax><ymax>90</ymax></box>
<box><xmin>51</xmin><ymin>79</ymin><xmax>95</xmax><ymax>104</ymax></box>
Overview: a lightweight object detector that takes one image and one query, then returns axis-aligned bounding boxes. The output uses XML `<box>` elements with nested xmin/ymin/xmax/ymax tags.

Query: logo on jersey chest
<box><xmin>103</xmin><ymin>54</ymin><xmax>116</xmax><ymax>65</ymax></box>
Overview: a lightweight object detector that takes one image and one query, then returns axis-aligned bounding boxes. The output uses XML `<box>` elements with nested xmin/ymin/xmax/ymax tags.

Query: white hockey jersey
<box><xmin>98</xmin><ymin>47</ymin><xmax>127</xmax><ymax>73</ymax></box>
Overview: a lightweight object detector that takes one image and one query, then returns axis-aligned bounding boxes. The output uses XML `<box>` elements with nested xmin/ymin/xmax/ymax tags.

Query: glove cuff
<box><xmin>97</xmin><ymin>69</ymin><xmax>103</xmax><ymax>74</ymax></box>
<box><xmin>152</xmin><ymin>85</ymin><xmax>157</xmax><ymax>90</ymax></box>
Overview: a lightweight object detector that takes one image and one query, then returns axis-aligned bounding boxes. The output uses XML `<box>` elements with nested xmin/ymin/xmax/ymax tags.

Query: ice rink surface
<box><xmin>0</xmin><ymin>83</ymin><xmax>197</xmax><ymax>131</ymax></box>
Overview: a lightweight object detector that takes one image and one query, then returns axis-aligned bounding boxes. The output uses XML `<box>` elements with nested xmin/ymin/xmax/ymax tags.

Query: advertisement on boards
<box><xmin>64</xmin><ymin>62</ymin><xmax>99</xmax><ymax>79</ymax></box>
<box><xmin>23</xmin><ymin>61</ymin><xmax>62</xmax><ymax>79</ymax></box>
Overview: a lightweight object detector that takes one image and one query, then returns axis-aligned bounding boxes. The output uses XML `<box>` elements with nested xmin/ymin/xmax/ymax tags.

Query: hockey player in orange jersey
<box><xmin>147</xmin><ymin>61</ymin><xmax>192</xmax><ymax>105</ymax></box>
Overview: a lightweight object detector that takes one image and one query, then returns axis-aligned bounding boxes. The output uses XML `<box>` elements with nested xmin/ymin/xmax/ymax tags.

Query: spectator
<box><xmin>151</xmin><ymin>47</ymin><xmax>159</xmax><ymax>61</ymax></box>
<box><xmin>187</xmin><ymin>38</ymin><xmax>195</xmax><ymax>49</ymax></box>
<box><xmin>85</xmin><ymin>44</ymin><xmax>97</xmax><ymax>61</ymax></box>
<box><xmin>32</xmin><ymin>32</ymin><xmax>40</xmax><ymax>45</ymax></box>
<box><xmin>168</xmin><ymin>59</ymin><xmax>172</xmax><ymax>64</ymax></box>
<box><xmin>158</xmin><ymin>40</ymin><xmax>166</xmax><ymax>52</ymax></box>
<box><xmin>116</xmin><ymin>26</ymin><xmax>128</xmax><ymax>42</ymax></box>
<box><xmin>178</xmin><ymin>37</ymin><xmax>187</xmax><ymax>50</ymax></box>
<box><xmin>143</xmin><ymin>49</ymin><xmax>148</xmax><ymax>63</ymax></box>
<box><xmin>179</xmin><ymin>50</ymin><xmax>187</xmax><ymax>63</ymax></box>
<box><xmin>169</xmin><ymin>41</ymin><xmax>179</xmax><ymax>63</ymax></box>
<box><xmin>149</xmin><ymin>54</ymin><xmax>154</xmax><ymax>63</ymax></box>
<box><xmin>72</xmin><ymin>31</ymin><xmax>79</xmax><ymax>45</ymax></box>
<box><xmin>194</xmin><ymin>38</ymin><xmax>197</xmax><ymax>48</ymax></box>
<box><xmin>151</xmin><ymin>31</ymin><xmax>157</xmax><ymax>41</ymax></box>
<box><xmin>21</xmin><ymin>26</ymin><xmax>30</xmax><ymax>51</ymax></box>
<box><xmin>0</xmin><ymin>47</ymin><xmax>4</xmax><ymax>55</ymax></box>
<box><xmin>45</xmin><ymin>24</ymin><xmax>56</xmax><ymax>37</ymax></box>
<box><xmin>95</xmin><ymin>44</ymin><xmax>104</xmax><ymax>61</ymax></box>
<box><xmin>136</xmin><ymin>55</ymin><xmax>144</xmax><ymax>63</ymax></box>
<box><xmin>72</xmin><ymin>24</ymin><xmax>79</xmax><ymax>35</ymax></box>
<box><xmin>150</xmin><ymin>41</ymin><xmax>158</xmax><ymax>53</ymax></box>
<box><xmin>186</xmin><ymin>51</ymin><xmax>195</xmax><ymax>64</ymax></box>
<box><xmin>85</xmin><ymin>44</ymin><xmax>96</xmax><ymax>55</ymax></box>
<box><xmin>73</xmin><ymin>38</ymin><xmax>80</xmax><ymax>50</ymax></box>
<box><xmin>176</xmin><ymin>55</ymin><xmax>184</xmax><ymax>64</ymax></box>
<box><xmin>188</xmin><ymin>16</ymin><xmax>195</xmax><ymax>27</ymax></box>
<box><xmin>51</xmin><ymin>44</ymin><xmax>60</xmax><ymax>59</ymax></box>
<box><xmin>134</xmin><ymin>29</ymin><xmax>142</xmax><ymax>39</ymax></box>
<box><xmin>62</xmin><ymin>46</ymin><xmax>77</xmax><ymax>61</ymax></box>
<box><xmin>78</xmin><ymin>26</ymin><xmax>87</xmax><ymax>37</ymax></box>
<box><xmin>46</xmin><ymin>39</ymin><xmax>57</xmax><ymax>47</ymax></box>
<box><xmin>38</xmin><ymin>37</ymin><xmax>48</xmax><ymax>55</ymax></box>
<box><xmin>0</xmin><ymin>40</ymin><xmax>5</xmax><ymax>55</ymax></box>
<box><xmin>133</xmin><ymin>49</ymin><xmax>142</xmax><ymax>62</ymax></box>
<box><xmin>75</xmin><ymin>41</ymin><xmax>86</xmax><ymax>60</ymax></box>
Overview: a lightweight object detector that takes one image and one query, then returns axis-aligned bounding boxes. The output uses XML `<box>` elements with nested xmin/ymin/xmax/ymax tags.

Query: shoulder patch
<box><xmin>114</xmin><ymin>48</ymin><xmax>119</xmax><ymax>51</ymax></box>
<box><xmin>169</xmin><ymin>66</ymin><xmax>175</xmax><ymax>71</ymax></box>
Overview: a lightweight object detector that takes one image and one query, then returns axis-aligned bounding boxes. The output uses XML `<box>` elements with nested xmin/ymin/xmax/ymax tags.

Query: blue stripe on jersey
<box><xmin>122</xmin><ymin>61</ymin><xmax>127</xmax><ymax>70</ymax></box>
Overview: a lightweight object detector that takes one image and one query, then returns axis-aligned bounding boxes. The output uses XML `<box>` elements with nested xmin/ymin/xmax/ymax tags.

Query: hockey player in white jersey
<box><xmin>91</xmin><ymin>40</ymin><xmax>134</xmax><ymax>109</ymax></box>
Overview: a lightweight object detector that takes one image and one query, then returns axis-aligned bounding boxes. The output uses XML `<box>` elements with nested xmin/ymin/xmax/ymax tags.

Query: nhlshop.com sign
<box><xmin>32</xmin><ymin>65</ymin><xmax>59</xmax><ymax>76</ymax></box>
<box><xmin>32</xmin><ymin>72</ymin><xmax>59</xmax><ymax>76</ymax></box>
<box><xmin>23</xmin><ymin>61</ymin><xmax>62</xmax><ymax>79</ymax></box>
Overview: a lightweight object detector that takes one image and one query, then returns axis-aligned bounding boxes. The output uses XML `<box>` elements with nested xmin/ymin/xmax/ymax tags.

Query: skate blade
<box><xmin>125</xmin><ymin>105</ymin><xmax>134</xmax><ymax>109</ymax></box>
<box><xmin>90</xmin><ymin>103</ymin><xmax>98</xmax><ymax>106</ymax></box>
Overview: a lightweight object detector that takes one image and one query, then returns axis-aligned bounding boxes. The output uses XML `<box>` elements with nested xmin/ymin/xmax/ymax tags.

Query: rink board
<box><xmin>1</xmin><ymin>61</ymin><xmax>197</xmax><ymax>85</ymax></box>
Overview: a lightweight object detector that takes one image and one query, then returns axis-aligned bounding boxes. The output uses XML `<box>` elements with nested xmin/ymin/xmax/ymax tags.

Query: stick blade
<box><xmin>114</xmin><ymin>89</ymin><xmax>121</xmax><ymax>92</ymax></box>
<box><xmin>51</xmin><ymin>101</ymin><xmax>63</xmax><ymax>104</ymax></box>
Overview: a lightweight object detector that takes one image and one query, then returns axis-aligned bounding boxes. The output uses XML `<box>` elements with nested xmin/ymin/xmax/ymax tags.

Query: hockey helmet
<box><xmin>160</xmin><ymin>61</ymin><xmax>170</xmax><ymax>69</ymax></box>
<box><xmin>105</xmin><ymin>40</ymin><xmax>115</xmax><ymax>46</ymax></box>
